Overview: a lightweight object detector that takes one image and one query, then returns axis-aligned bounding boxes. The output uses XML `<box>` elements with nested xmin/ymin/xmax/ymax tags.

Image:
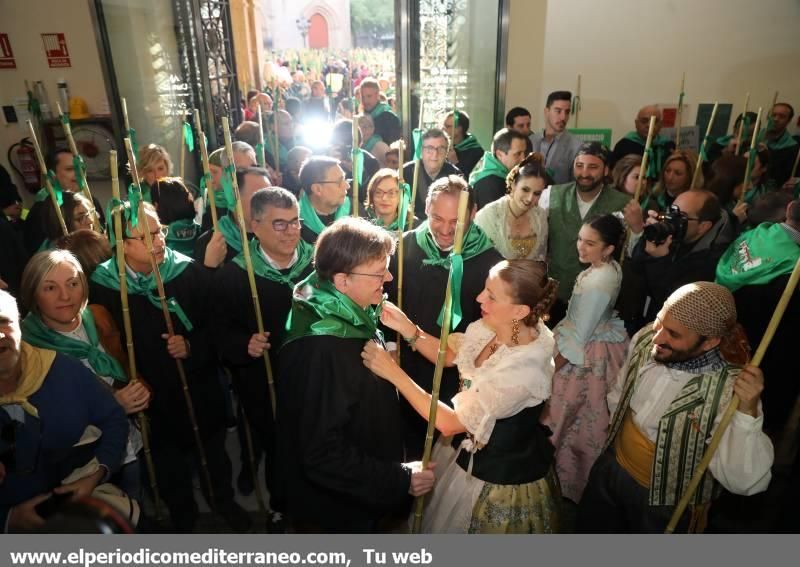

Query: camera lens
<box><xmin>643</xmin><ymin>221</ymin><xmax>674</xmax><ymax>245</ymax></box>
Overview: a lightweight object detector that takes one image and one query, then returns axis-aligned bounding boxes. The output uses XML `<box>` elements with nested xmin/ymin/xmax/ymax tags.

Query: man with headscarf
<box><xmin>577</xmin><ymin>282</ymin><xmax>773</xmax><ymax>533</ymax></box>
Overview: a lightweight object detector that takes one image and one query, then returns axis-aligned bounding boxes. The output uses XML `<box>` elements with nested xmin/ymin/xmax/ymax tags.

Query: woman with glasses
<box><xmin>39</xmin><ymin>192</ymin><xmax>97</xmax><ymax>253</ymax></box>
<box><xmin>364</xmin><ymin>168</ymin><xmax>415</xmax><ymax>232</ymax></box>
<box><xmin>19</xmin><ymin>250</ymin><xmax>149</xmax><ymax>503</ymax></box>
<box><xmin>363</xmin><ymin>259</ymin><xmax>561</xmax><ymax>533</ymax></box>
<box><xmin>475</xmin><ymin>153</ymin><xmax>550</xmax><ymax>261</ymax></box>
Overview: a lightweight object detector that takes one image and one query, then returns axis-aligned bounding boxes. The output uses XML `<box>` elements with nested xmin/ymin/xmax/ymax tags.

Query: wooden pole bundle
<box><xmin>666</xmin><ymin>255</ymin><xmax>800</xmax><ymax>533</ymax></box>
<box><xmin>56</xmin><ymin>102</ymin><xmax>101</xmax><ymax>232</ymax></box>
<box><xmin>123</xmin><ymin>136</ymin><xmax>216</xmax><ymax>510</ymax></box>
<box><xmin>407</xmin><ymin>98</ymin><xmax>425</xmax><ymax>229</ymax></box>
<box><xmin>412</xmin><ymin>190</ymin><xmax>470</xmax><ymax>534</ymax></box>
<box><xmin>26</xmin><ymin>119</ymin><xmax>68</xmax><ymax>237</ymax></box>
<box><xmin>734</xmin><ymin>92</ymin><xmax>750</xmax><ymax>156</ymax></box>
<box><xmin>221</xmin><ymin>117</ymin><xmax>278</xmax><ymax>421</ymax></box>
<box><xmin>736</xmin><ymin>108</ymin><xmax>763</xmax><ymax>208</ymax></box>
<box><xmin>675</xmin><ymin>72</ymin><xmax>685</xmax><ymax>149</ymax></box>
<box><xmin>109</xmin><ymin>150</ymin><xmax>163</xmax><ymax>520</ymax></box>
<box><xmin>691</xmin><ymin>102</ymin><xmax>719</xmax><ymax>190</ymax></box>
<box><xmin>619</xmin><ymin>115</ymin><xmax>657</xmax><ymax>268</ymax></box>
<box><xmin>194</xmin><ymin>109</ymin><xmax>219</xmax><ymax>231</ymax></box>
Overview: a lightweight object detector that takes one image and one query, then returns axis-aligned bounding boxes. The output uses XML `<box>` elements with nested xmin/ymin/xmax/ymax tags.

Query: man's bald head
<box><xmin>673</xmin><ymin>189</ymin><xmax>721</xmax><ymax>243</ymax></box>
<box><xmin>636</xmin><ymin>105</ymin><xmax>663</xmax><ymax>138</ymax></box>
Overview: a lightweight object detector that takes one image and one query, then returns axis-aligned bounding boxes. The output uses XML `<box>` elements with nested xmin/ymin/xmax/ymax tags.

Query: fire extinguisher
<box><xmin>8</xmin><ymin>138</ymin><xmax>41</xmax><ymax>194</ymax></box>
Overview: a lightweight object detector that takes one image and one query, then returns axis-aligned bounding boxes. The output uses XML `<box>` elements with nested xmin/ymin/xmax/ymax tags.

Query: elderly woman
<box><xmin>474</xmin><ymin>153</ymin><xmax>549</xmax><ymax>260</ymax></box>
<box><xmin>363</xmin><ymin>259</ymin><xmax>561</xmax><ymax>533</ymax></box>
<box><xmin>19</xmin><ymin>250</ymin><xmax>150</xmax><ymax>501</ymax></box>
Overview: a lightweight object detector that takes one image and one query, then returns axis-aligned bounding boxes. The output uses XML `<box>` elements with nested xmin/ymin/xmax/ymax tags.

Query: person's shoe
<box><xmin>237</xmin><ymin>468</ymin><xmax>255</xmax><ymax>496</ymax></box>
<box><xmin>267</xmin><ymin>511</ymin><xmax>286</xmax><ymax>534</ymax></box>
<box><xmin>217</xmin><ymin>501</ymin><xmax>253</xmax><ymax>533</ymax></box>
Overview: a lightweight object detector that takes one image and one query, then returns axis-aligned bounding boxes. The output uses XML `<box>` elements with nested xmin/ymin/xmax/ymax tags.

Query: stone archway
<box><xmin>308</xmin><ymin>12</ymin><xmax>329</xmax><ymax>48</ymax></box>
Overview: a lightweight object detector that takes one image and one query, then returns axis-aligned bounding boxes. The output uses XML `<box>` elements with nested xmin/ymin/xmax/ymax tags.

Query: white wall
<box><xmin>0</xmin><ymin>0</ymin><xmax>109</xmax><ymax>206</ymax></box>
<box><xmin>506</xmin><ymin>0</ymin><xmax>800</xmax><ymax>142</ymax></box>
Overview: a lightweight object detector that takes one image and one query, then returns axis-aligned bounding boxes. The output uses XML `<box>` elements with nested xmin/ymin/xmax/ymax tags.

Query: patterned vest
<box><xmin>605</xmin><ymin>329</ymin><xmax>738</xmax><ymax>507</ymax></box>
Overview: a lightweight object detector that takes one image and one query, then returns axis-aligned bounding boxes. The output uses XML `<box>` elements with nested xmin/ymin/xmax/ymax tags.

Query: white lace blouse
<box><xmin>474</xmin><ymin>196</ymin><xmax>548</xmax><ymax>260</ymax></box>
<box><xmin>449</xmin><ymin>319</ymin><xmax>555</xmax><ymax>449</ymax></box>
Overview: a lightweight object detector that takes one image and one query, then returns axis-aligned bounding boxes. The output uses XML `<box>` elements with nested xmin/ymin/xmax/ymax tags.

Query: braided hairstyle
<box><xmin>493</xmin><ymin>259</ymin><xmax>559</xmax><ymax>327</ymax></box>
<box><xmin>505</xmin><ymin>152</ymin><xmax>552</xmax><ymax>194</ymax></box>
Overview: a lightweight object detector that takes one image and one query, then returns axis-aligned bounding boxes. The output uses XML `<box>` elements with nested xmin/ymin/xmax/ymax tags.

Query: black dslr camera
<box><xmin>643</xmin><ymin>204</ymin><xmax>689</xmax><ymax>246</ymax></box>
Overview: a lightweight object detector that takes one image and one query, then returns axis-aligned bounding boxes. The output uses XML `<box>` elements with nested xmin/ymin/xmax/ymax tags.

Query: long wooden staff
<box><xmin>619</xmin><ymin>116</ymin><xmax>656</xmax><ymax>268</ymax></box>
<box><xmin>180</xmin><ymin>117</ymin><xmax>186</xmax><ymax>181</ymax></box>
<box><xmin>412</xmin><ymin>190</ymin><xmax>470</xmax><ymax>534</ymax></box>
<box><xmin>396</xmin><ymin>139</ymin><xmax>406</xmax><ymax>362</ymax></box>
<box><xmin>771</xmin><ymin>91</ymin><xmax>779</xmax><ymax>109</ymax></box>
<box><xmin>736</xmin><ymin>108</ymin><xmax>763</xmax><ymax>207</ymax></box>
<box><xmin>734</xmin><ymin>93</ymin><xmax>750</xmax><ymax>156</ymax></box>
<box><xmin>27</xmin><ymin>119</ymin><xmax>67</xmax><ymax>236</ymax></box>
<box><xmin>790</xmin><ymin>147</ymin><xmax>800</xmax><ymax>181</ymax></box>
<box><xmin>666</xmin><ymin>255</ymin><xmax>800</xmax><ymax>533</ymax></box>
<box><xmin>56</xmin><ymin>102</ymin><xmax>100</xmax><ymax>232</ymax></box>
<box><xmin>675</xmin><ymin>72</ymin><xmax>685</xmax><ymax>149</ymax></box>
<box><xmin>690</xmin><ymin>102</ymin><xmax>719</xmax><ymax>190</ymax></box>
<box><xmin>273</xmin><ymin>88</ymin><xmax>281</xmax><ymax>172</ymax></box>
<box><xmin>109</xmin><ymin>150</ymin><xmax>163</xmax><ymax>520</ymax></box>
<box><xmin>256</xmin><ymin>106</ymin><xmax>267</xmax><ymax>168</ymax></box>
<box><xmin>351</xmin><ymin>114</ymin><xmax>361</xmax><ymax>217</ymax></box>
<box><xmin>407</xmin><ymin>98</ymin><xmax>425</xmax><ymax>229</ymax></box>
<box><xmin>194</xmin><ymin>109</ymin><xmax>219</xmax><ymax>231</ymax></box>
<box><xmin>221</xmin><ymin>117</ymin><xmax>278</xmax><ymax>421</ymax></box>
<box><xmin>123</xmin><ymin>137</ymin><xmax>216</xmax><ymax>510</ymax></box>
<box><xmin>574</xmin><ymin>74</ymin><xmax>582</xmax><ymax>128</ymax></box>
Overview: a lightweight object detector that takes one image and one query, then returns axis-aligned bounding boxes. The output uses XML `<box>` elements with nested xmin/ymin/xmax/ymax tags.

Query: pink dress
<box><xmin>541</xmin><ymin>261</ymin><xmax>629</xmax><ymax>502</ymax></box>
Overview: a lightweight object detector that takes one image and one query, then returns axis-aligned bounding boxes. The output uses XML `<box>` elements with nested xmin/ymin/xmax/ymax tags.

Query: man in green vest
<box><xmin>610</xmin><ymin>105</ymin><xmax>675</xmax><ymax>177</ymax></box>
<box><xmin>577</xmin><ymin>282</ymin><xmax>773</xmax><ymax>533</ymax></box>
<box><xmin>360</xmin><ymin>77</ymin><xmax>401</xmax><ymax>144</ymax></box>
<box><xmin>443</xmin><ymin>109</ymin><xmax>484</xmax><ymax>178</ymax></box>
<box><xmin>545</xmin><ymin>142</ymin><xmax>633</xmax><ymax>323</ymax></box>
<box><xmin>763</xmin><ymin>103</ymin><xmax>799</xmax><ymax>186</ymax></box>
<box><xmin>470</xmin><ymin>128</ymin><xmax>527</xmax><ymax>209</ymax></box>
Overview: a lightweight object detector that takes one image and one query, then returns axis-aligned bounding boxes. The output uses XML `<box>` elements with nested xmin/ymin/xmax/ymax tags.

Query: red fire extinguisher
<box><xmin>8</xmin><ymin>138</ymin><xmax>41</xmax><ymax>194</ymax></box>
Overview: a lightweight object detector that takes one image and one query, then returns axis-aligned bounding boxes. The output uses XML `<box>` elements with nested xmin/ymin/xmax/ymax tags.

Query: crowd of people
<box><xmin>1</xmin><ymin>76</ymin><xmax>799</xmax><ymax>535</ymax></box>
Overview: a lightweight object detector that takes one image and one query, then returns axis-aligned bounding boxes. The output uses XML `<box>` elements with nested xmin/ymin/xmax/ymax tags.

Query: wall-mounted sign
<box><xmin>0</xmin><ymin>33</ymin><xmax>16</xmax><ymax>69</ymax></box>
<box><xmin>41</xmin><ymin>33</ymin><xmax>71</xmax><ymax>68</ymax></box>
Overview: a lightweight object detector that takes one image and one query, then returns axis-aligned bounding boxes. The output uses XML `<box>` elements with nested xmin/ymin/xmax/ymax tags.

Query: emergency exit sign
<box><xmin>41</xmin><ymin>33</ymin><xmax>71</xmax><ymax>68</ymax></box>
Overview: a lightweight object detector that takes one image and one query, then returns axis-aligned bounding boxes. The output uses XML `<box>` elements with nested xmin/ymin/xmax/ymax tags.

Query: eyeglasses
<box><xmin>255</xmin><ymin>218</ymin><xmax>303</xmax><ymax>232</ymax></box>
<box><xmin>422</xmin><ymin>145</ymin><xmax>448</xmax><ymax>155</ymax></box>
<box><xmin>73</xmin><ymin>208</ymin><xmax>96</xmax><ymax>224</ymax></box>
<box><xmin>125</xmin><ymin>226</ymin><xmax>169</xmax><ymax>241</ymax></box>
<box><xmin>373</xmin><ymin>189</ymin><xmax>399</xmax><ymax>200</ymax></box>
<box><xmin>317</xmin><ymin>177</ymin><xmax>347</xmax><ymax>185</ymax></box>
<box><xmin>348</xmin><ymin>269</ymin><xmax>390</xmax><ymax>280</ymax></box>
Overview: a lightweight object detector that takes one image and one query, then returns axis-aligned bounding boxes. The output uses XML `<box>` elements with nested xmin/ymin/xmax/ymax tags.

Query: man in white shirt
<box><xmin>577</xmin><ymin>281</ymin><xmax>773</xmax><ymax>533</ymax></box>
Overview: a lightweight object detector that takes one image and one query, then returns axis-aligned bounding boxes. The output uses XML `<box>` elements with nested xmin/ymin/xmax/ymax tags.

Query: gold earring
<box><xmin>511</xmin><ymin>319</ymin><xmax>520</xmax><ymax>345</ymax></box>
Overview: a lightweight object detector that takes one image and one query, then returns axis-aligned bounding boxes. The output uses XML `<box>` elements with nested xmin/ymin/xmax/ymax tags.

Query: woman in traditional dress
<box><xmin>363</xmin><ymin>259</ymin><xmax>561</xmax><ymax>533</ymax></box>
<box><xmin>474</xmin><ymin>153</ymin><xmax>549</xmax><ymax>260</ymax></box>
<box><xmin>19</xmin><ymin>249</ymin><xmax>150</xmax><ymax>501</ymax></box>
<box><xmin>540</xmin><ymin>213</ymin><xmax>629</xmax><ymax>503</ymax></box>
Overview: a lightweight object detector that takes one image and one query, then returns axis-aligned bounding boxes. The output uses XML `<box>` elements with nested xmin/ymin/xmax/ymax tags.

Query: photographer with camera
<box><xmin>619</xmin><ymin>189</ymin><xmax>737</xmax><ymax>335</ymax></box>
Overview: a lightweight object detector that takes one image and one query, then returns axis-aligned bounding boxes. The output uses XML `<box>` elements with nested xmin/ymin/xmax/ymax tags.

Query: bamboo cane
<box><xmin>396</xmin><ymin>139</ymin><xmax>406</xmax><ymax>362</ymax></box>
<box><xmin>109</xmin><ymin>150</ymin><xmax>163</xmax><ymax>520</ymax></box>
<box><xmin>221</xmin><ymin>117</ymin><xmax>278</xmax><ymax>422</ymax></box>
<box><xmin>123</xmin><ymin>137</ymin><xmax>216</xmax><ymax>510</ymax></box>
<box><xmin>790</xmin><ymin>147</ymin><xmax>800</xmax><ymax>181</ymax></box>
<box><xmin>619</xmin><ymin>116</ymin><xmax>657</xmax><ymax>268</ymax></box>
<box><xmin>412</xmin><ymin>190</ymin><xmax>470</xmax><ymax>534</ymax></box>
<box><xmin>771</xmin><ymin>91</ymin><xmax>779</xmax><ymax>109</ymax></box>
<box><xmin>734</xmin><ymin>93</ymin><xmax>750</xmax><ymax>156</ymax></box>
<box><xmin>256</xmin><ymin>107</ymin><xmax>266</xmax><ymax>168</ymax></box>
<box><xmin>273</xmin><ymin>88</ymin><xmax>281</xmax><ymax>172</ymax></box>
<box><xmin>691</xmin><ymin>102</ymin><xmax>719</xmax><ymax>190</ymax></box>
<box><xmin>194</xmin><ymin>109</ymin><xmax>219</xmax><ymax>231</ymax></box>
<box><xmin>407</xmin><ymin>99</ymin><xmax>425</xmax><ymax>229</ymax></box>
<box><xmin>180</xmin><ymin>118</ymin><xmax>186</xmax><ymax>181</ymax></box>
<box><xmin>574</xmin><ymin>74</ymin><xmax>582</xmax><ymax>128</ymax></box>
<box><xmin>448</xmin><ymin>86</ymin><xmax>457</xmax><ymax>155</ymax></box>
<box><xmin>675</xmin><ymin>72</ymin><xmax>685</xmax><ymax>149</ymax></box>
<box><xmin>666</xmin><ymin>255</ymin><xmax>800</xmax><ymax>533</ymax></box>
<box><xmin>736</xmin><ymin>108</ymin><xmax>763</xmax><ymax>207</ymax></box>
<box><xmin>27</xmin><ymin>119</ymin><xmax>67</xmax><ymax>236</ymax></box>
<box><xmin>56</xmin><ymin>102</ymin><xmax>100</xmax><ymax>232</ymax></box>
<box><xmin>351</xmin><ymin>114</ymin><xmax>360</xmax><ymax>217</ymax></box>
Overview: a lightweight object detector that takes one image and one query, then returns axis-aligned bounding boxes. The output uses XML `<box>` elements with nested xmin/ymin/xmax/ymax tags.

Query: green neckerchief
<box><xmin>716</xmin><ymin>134</ymin><xmax>734</xmax><ymax>146</ymax></box>
<box><xmin>283</xmin><ymin>271</ymin><xmax>383</xmax><ymax>345</ymax></box>
<box><xmin>166</xmin><ymin>218</ymin><xmax>200</xmax><ymax>257</ymax></box>
<box><xmin>742</xmin><ymin>179</ymin><xmax>776</xmax><ymax>205</ymax></box>
<box><xmin>233</xmin><ymin>238</ymin><xmax>313</xmax><ymax>288</ymax></box>
<box><xmin>73</xmin><ymin>154</ymin><xmax>87</xmax><ymax>190</ymax></box>
<box><xmin>200</xmin><ymin>172</ymin><xmax>229</xmax><ymax>211</ymax></box>
<box><xmin>412</xmin><ymin>128</ymin><xmax>423</xmax><ymax>160</ymax></box>
<box><xmin>220</xmin><ymin>164</ymin><xmax>237</xmax><ymax>208</ymax></box>
<box><xmin>455</xmin><ymin>133</ymin><xmax>482</xmax><ymax>153</ymax></box>
<box><xmin>716</xmin><ymin>222</ymin><xmax>800</xmax><ymax>292</ymax></box>
<box><xmin>414</xmin><ymin>220</ymin><xmax>494</xmax><ymax>330</ymax></box>
<box><xmin>36</xmin><ymin>238</ymin><xmax>53</xmax><ymax>253</ymax></box>
<box><xmin>91</xmin><ymin>247</ymin><xmax>195</xmax><ymax>330</ymax></box>
<box><xmin>21</xmin><ymin>310</ymin><xmax>128</xmax><ymax>384</ymax></box>
<box><xmin>372</xmin><ymin>182</ymin><xmax>411</xmax><ymax>232</ymax></box>
<box><xmin>298</xmin><ymin>191</ymin><xmax>351</xmax><ymax>235</ymax></box>
<box><xmin>368</xmin><ymin>102</ymin><xmax>393</xmax><ymax>120</ymax></box>
<box><xmin>762</xmin><ymin>129</ymin><xmax>799</xmax><ymax>151</ymax></box>
<box><xmin>363</xmin><ymin>135</ymin><xmax>382</xmax><ymax>153</ymax></box>
<box><xmin>468</xmin><ymin>151</ymin><xmax>509</xmax><ymax>185</ymax></box>
<box><xmin>217</xmin><ymin>213</ymin><xmax>243</xmax><ymax>253</ymax></box>
<box><xmin>622</xmin><ymin>131</ymin><xmax>671</xmax><ymax>179</ymax></box>
<box><xmin>128</xmin><ymin>128</ymin><xmax>139</xmax><ymax>156</ymax></box>
<box><xmin>34</xmin><ymin>171</ymin><xmax>65</xmax><ymax>206</ymax></box>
